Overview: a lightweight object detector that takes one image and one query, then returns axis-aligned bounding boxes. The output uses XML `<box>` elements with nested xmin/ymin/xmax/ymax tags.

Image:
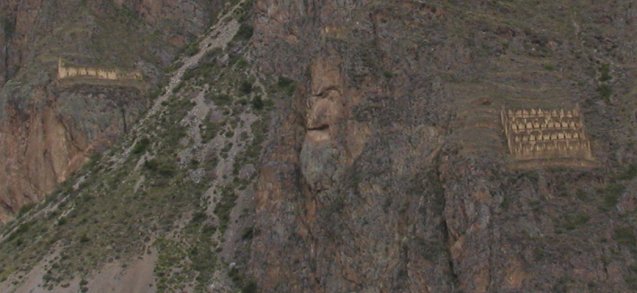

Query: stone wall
<box><xmin>501</xmin><ymin>106</ymin><xmax>595</xmax><ymax>167</ymax></box>
<box><xmin>57</xmin><ymin>58</ymin><xmax>142</xmax><ymax>82</ymax></box>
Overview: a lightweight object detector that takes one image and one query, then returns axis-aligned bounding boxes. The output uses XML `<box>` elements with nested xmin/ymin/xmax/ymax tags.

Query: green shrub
<box><xmin>214</xmin><ymin>188</ymin><xmax>237</xmax><ymax>233</ymax></box>
<box><xmin>276</xmin><ymin>76</ymin><xmax>296</xmax><ymax>96</ymax></box>
<box><xmin>235</xmin><ymin>24</ymin><xmax>254</xmax><ymax>41</ymax></box>
<box><xmin>200</xmin><ymin>119</ymin><xmax>220</xmax><ymax>142</ymax></box>
<box><xmin>277</xmin><ymin>76</ymin><xmax>294</xmax><ymax>88</ymax></box>
<box><xmin>563</xmin><ymin>212</ymin><xmax>590</xmax><ymax>231</ymax></box>
<box><xmin>240</xmin><ymin>80</ymin><xmax>253</xmax><ymax>95</ymax></box>
<box><xmin>599</xmin><ymin>64</ymin><xmax>611</xmax><ymax>82</ymax></box>
<box><xmin>132</xmin><ymin>137</ymin><xmax>150</xmax><ymax>155</ymax></box>
<box><xmin>598</xmin><ymin>84</ymin><xmax>612</xmax><ymax>101</ymax></box>
<box><xmin>2</xmin><ymin>17</ymin><xmax>14</xmax><ymax>38</ymax></box>
<box><xmin>242</xmin><ymin>281</ymin><xmax>257</xmax><ymax>293</ymax></box>
<box><xmin>208</xmin><ymin>93</ymin><xmax>232</xmax><ymax>106</ymax></box>
<box><xmin>184</xmin><ymin>41</ymin><xmax>199</xmax><ymax>56</ymax></box>
<box><xmin>191</xmin><ymin>211</ymin><xmax>206</xmax><ymax>224</ymax></box>
<box><xmin>251</xmin><ymin>96</ymin><xmax>264</xmax><ymax>110</ymax></box>
<box><xmin>144</xmin><ymin>159</ymin><xmax>177</xmax><ymax>177</ymax></box>
<box><xmin>79</xmin><ymin>235</ymin><xmax>90</xmax><ymax>243</ymax></box>
<box><xmin>614</xmin><ymin>227</ymin><xmax>636</xmax><ymax>246</ymax></box>
<box><xmin>602</xmin><ymin>183</ymin><xmax>625</xmax><ymax>210</ymax></box>
<box><xmin>618</xmin><ymin>164</ymin><xmax>637</xmax><ymax>180</ymax></box>
<box><xmin>241</xmin><ymin>227</ymin><xmax>254</xmax><ymax>240</ymax></box>
<box><xmin>17</xmin><ymin>202</ymin><xmax>36</xmax><ymax>217</ymax></box>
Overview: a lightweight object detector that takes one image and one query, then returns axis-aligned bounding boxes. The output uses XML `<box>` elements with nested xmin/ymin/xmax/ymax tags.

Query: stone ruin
<box><xmin>501</xmin><ymin>105</ymin><xmax>596</xmax><ymax>168</ymax></box>
<box><xmin>57</xmin><ymin>58</ymin><xmax>143</xmax><ymax>82</ymax></box>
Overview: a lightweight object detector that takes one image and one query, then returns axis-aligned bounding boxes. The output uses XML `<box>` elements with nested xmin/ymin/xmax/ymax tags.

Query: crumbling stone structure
<box><xmin>57</xmin><ymin>58</ymin><xmax>142</xmax><ymax>82</ymax></box>
<box><xmin>501</xmin><ymin>105</ymin><xmax>596</xmax><ymax>168</ymax></box>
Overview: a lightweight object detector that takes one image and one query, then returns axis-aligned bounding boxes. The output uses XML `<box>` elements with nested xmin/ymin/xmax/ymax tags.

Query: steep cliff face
<box><xmin>0</xmin><ymin>0</ymin><xmax>224</xmax><ymax>221</ymax></box>
<box><xmin>1</xmin><ymin>1</ymin><xmax>637</xmax><ymax>292</ymax></box>
<box><xmin>250</xmin><ymin>0</ymin><xmax>637</xmax><ymax>292</ymax></box>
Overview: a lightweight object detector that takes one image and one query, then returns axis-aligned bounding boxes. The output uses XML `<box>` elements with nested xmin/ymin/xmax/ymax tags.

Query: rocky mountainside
<box><xmin>1</xmin><ymin>0</ymin><xmax>637</xmax><ymax>292</ymax></box>
<box><xmin>0</xmin><ymin>0</ymin><xmax>226</xmax><ymax>222</ymax></box>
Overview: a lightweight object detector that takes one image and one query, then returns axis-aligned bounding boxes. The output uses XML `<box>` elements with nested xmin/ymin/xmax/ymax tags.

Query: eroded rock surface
<box><xmin>0</xmin><ymin>0</ymin><xmax>222</xmax><ymax>221</ymax></box>
<box><xmin>251</xmin><ymin>1</ymin><xmax>637</xmax><ymax>292</ymax></box>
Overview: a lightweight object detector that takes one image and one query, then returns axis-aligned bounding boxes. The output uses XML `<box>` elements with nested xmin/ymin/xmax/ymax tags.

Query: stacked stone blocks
<box><xmin>57</xmin><ymin>58</ymin><xmax>142</xmax><ymax>82</ymax></box>
<box><xmin>501</xmin><ymin>105</ymin><xmax>595</xmax><ymax>166</ymax></box>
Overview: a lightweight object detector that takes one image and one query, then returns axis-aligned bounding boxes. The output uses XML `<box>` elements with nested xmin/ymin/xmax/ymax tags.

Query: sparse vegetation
<box><xmin>601</xmin><ymin>183</ymin><xmax>625</xmax><ymax>210</ymax></box>
<box><xmin>251</xmin><ymin>96</ymin><xmax>264</xmax><ymax>110</ymax></box>
<box><xmin>2</xmin><ymin>17</ymin><xmax>14</xmax><ymax>38</ymax></box>
<box><xmin>276</xmin><ymin>76</ymin><xmax>296</xmax><ymax>97</ymax></box>
<box><xmin>0</xmin><ymin>0</ymin><xmax>265</xmax><ymax>290</ymax></box>
<box><xmin>562</xmin><ymin>212</ymin><xmax>590</xmax><ymax>231</ymax></box>
<box><xmin>240</xmin><ymin>80</ymin><xmax>253</xmax><ymax>95</ymax></box>
<box><xmin>184</xmin><ymin>41</ymin><xmax>200</xmax><ymax>56</ymax></box>
<box><xmin>200</xmin><ymin>117</ymin><xmax>221</xmax><ymax>142</ymax></box>
<box><xmin>597</xmin><ymin>63</ymin><xmax>613</xmax><ymax>102</ymax></box>
<box><xmin>234</xmin><ymin>24</ymin><xmax>254</xmax><ymax>42</ymax></box>
<box><xmin>618</xmin><ymin>164</ymin><xmax>637</xmax><ymax>180</ymax></box>
<box><xmin>132</xmin><ymin>137</ymin><xmax>150</xmax><ymax>154</ymax></box>
<box><xmin>614</xmin><ymin>226</ymin><xmax>636</xmax><ymax>246</ymax></box>
<box><xmin>214</xmin><ymin>187</ymin><xmax>238</xmax><ymax>234</ymax></box>
<box><xmin>144</xmin><ymin>158</ymin><xmax>177</xmax><ymax>178</ymax></box>
<box><xmin>16</xmin><ymin>202</ymin><xmax>35</xmax><ymax>217</ymax></box>
<box><xmin>599</xmin><ymin>63</ymin><xmax>611</xmax><ymax>82</ymax></box>
<box><xmin>597</xmin><ymin>84</ymin><xmax>612</xmax><ymax>102</ymax></box>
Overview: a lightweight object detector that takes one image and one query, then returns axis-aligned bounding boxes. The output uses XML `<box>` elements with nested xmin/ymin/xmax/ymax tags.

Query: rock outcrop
<box><xmin>1</xmin><ymin>1</ymin><xmax>637</xmax><ymax>292</ymax></box>
<box><xmin>250</xmin><ymin>0</ymin><xmax>637</xmax><ymax>292</ymax></box>
<box><xmin>0</xmin><ymin>0</ymin><xmax>222</xmax><ymax>221</ymax></box>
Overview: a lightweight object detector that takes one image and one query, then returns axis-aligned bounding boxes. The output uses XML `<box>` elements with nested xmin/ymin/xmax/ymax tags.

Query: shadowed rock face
<box><xmin>250</xmin><ymin>0</ymin><xmax>637</xmax><ymax>292</ymax></box>
<box><xmin>0</xmin><ymin>0</ymin><xmax>220</xmax><ymax>221</ymax></box>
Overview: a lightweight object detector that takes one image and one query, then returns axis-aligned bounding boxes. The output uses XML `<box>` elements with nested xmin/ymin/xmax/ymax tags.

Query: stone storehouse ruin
<box><xmin>501</xmin><ymin>105</ymin><xmax>596</xmax><ymax>168</ymax></box>
<box><xmin>57</xmin><ymin>58</ymin><xmax>143</xmax><ymax>84</ymax></box>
